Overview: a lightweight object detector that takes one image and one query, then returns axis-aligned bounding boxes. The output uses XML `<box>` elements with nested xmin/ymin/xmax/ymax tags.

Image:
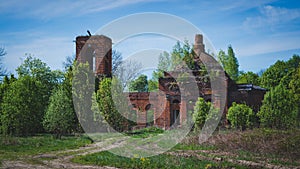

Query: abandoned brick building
<box><xmin>75</xmin><ymin>34</ymin><xmax>266</xmax><ymax>129</ymax></box>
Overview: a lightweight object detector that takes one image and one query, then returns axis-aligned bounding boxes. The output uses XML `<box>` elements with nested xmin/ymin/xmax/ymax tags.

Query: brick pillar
<box><xmin>164</xmin><ymin>98</ymin><xmax>171</xmax><ymax>129</ymax></box>
<box><xmin>137</xmin><ymin>107</ymin><xmax>147</xmax><ymax>128</ymax></box>
<box><xmin>180</xmin><ymin>100</ymin><xmax>187</xmax><ymax>125</ymax></box>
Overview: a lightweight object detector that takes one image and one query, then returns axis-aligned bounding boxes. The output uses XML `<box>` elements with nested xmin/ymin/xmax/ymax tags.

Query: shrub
<box><xmin>43</xmin><ymin>86</ymin><xmax>77</xmax><ymax>139</ymax></box>
<box><xmin>258</xmin><ymin>84</ymin><xmax>298</xmax><ymax>129</ymax></box>
<box><xmin>226</xmin><ymin>102</ymin><xmax>256</xmax><ymax>131</ymax></box>
<box><xmin>192</xmin><ymin>97</ymin><xmax>220</xmax><ymax>131</ymax></box>
<box><xmin>193</xmin><ymin>98</ymin><xmax>211</xmax><ymax>130</ymax></box>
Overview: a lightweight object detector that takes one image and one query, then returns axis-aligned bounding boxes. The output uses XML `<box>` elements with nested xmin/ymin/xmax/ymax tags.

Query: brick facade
<box><xmin>75</xmin><ymin>34</ymin><xmax>266</xmax><ymax>130</ymax></box>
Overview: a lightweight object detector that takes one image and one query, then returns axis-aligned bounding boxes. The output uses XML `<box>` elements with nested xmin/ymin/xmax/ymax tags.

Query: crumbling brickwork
<box><xmin>75</xmin><ymin>34</ymin><xmax>266</xmax><ymax>130</ymax></box>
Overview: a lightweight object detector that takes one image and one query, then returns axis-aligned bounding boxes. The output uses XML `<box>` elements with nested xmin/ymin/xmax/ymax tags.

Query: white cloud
<box><xmin>243</xmin><ymin>5</ymin><xmax>300</xmax><ymax>30</ymax></box>
<box><xmin>235</xmin><ymin>31</ymin><xmax>300</xmax><ymax>57</ymax></box>
<box><xmin>219</xmin><ymin>0</ymin><xmax>275</xmax><ymax>12</ymax></box>
<box><xmin>0</xmin><ymin>0</ymin><xmax>164</xmax><ymax>19</ymax></box>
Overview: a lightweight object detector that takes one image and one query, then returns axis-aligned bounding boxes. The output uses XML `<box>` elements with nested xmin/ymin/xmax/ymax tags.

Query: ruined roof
<box><xmin>237</xmin><ymin>84</ymin><xmax>267</xmax><ymax>91</ymax></box>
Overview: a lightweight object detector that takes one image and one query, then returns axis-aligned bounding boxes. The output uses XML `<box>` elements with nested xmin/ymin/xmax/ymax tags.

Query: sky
<box><xmin>0</xmin><ymin>0</ymin><xmax>300</xmax><ymax>75</ymax></box>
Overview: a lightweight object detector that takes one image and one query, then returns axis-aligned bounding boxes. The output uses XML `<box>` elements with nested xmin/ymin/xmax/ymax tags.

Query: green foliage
<box><xmin>157</xmin><ymin>51</ymin><xmax>171</xmax><ymax>72</ymax></box>
<box><xmin>0</xmin><ymin>56</ymin><xmax>64</xmax><ymax>136</ymax></box>
<box><xmin>288</xmin><ymin>68</ymin><xmax>300</xmax><ymax>126</ymax></box>
<box><xmin>258</xmin><ymin>84</ymin><xmax>298</xmax><ymax>129</ymax></box>
<box><xmin>260</xmin><ymin>60</ymin><xmax>288</xmax><ymax>89</ymax></box>
<box><xmin>129</xmin><ymin>74</ymin><xmax>148</xmax><ymax>92</ymax></box>
<box><xmin>125</xmin><ymin>127</ymin><xmax>164</xmax><ymax>138</ymax></box>
<box><xmin>16</xmin><ymin>55</ymin><xmax>63</xmax><ymax>86</ymax></box>
<box><xmin>237</xmin><ymin>71</ymin><xmax>260</xmax><ymax>85</ymax></box>
<box><xmin>43</xmin><ymin>86</ymin><xmax>77</xmax><ymax>139</ymax></box>
<box><xmin>192</xmin><ymin>97</ymin><xmax>212</xmax><ymax>131</ymax></box>
<box><xmin>149</xmin><ymin>41</ymin><xmax>200</xmax><ymax>91</ymax></box>
<box><xmin>96</xmin><ymin>78</ymin><xmax>133</xmax><ymax>132</ymax></box>
<box><xmin>260</xmin><ymin>55</ymin><xmax>300</xmax><ymax>89</ymax></box>
<box><xmin>72</xmin><ymin>151</ymin><xmax>230</xmax><ymax>169</ymax></box>
<box><xmin>227</xmin><ymin>103</ymin><xmax>256</xmax><ymax>130</ymax></box>
<box><xmin>1</xmin><ymin>76</ymin><xmax>45</xmax><ymax>136</ymax></box>
<box><xmin>217</xmin><ymin>46</ymin><xmax>239</xmax><ymax>81</ymax></box>
<box><xmin>171</xmin><ymin>41</ymin><xmax>196</xmax><ymax>70</ymax></box>
<box><xmin>0</xmin><ymin>135</ymin><xmax>92</xmax><ymax>160</ymax></box>
<box><xmin>148</xmin><ymin>79</ymin><xmax>158</xmax><ymax>92</ymax></box>
<box><xmin>72</xmin><ymin>62</ymin><xmax>95</xmax><ymax>131</ymax></box>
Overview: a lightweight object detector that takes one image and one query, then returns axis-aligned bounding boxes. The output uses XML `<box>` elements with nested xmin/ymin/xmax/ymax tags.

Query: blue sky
<box><xmin>0</xmin><ymin>0</ymin><xmax>300</xmax><ymax>74</ymax></box>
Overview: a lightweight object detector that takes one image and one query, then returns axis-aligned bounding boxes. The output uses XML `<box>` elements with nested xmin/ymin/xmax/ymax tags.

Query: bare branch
<box><xmin>112</xmin><ymin>50</ymin><xmax>123</xmax><ymax>75</ymax></box>
<box><xmin>114</xmin><ymin>59</ymin><xmax>142</xmax><ymax>89</ymax></box>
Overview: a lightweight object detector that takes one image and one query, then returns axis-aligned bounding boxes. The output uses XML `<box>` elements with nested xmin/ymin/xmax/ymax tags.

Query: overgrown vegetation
<box><xmin>125</xmin><ymin>127</ymin><xmax>164</xmax><ymax>138</ymax></box>
<box><xmin>72</xmin><ymin>150</ymin><xmax>247</xmax><ymax>169</ymax></box>
<box><xmin>203</xmin><ymin>128</ymin><xmax>300</xmax><ymax>160</ymax></box>
<box><xmin>0</xmin><ymin>135</ymin><xmax>92</xmax><ymax>161</ymax></box>
<box><xmin>227</xmin><ymin>103</ymin><xmax>256</xmax><ymax>130</ymax></box>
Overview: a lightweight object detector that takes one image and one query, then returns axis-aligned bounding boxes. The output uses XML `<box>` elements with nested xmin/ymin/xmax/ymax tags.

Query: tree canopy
<box><xmin>129</xmin><ymin>74</ymin><xmax>148</xmax><ymax>92</ymax></box>
<box><xmin>217</xmin><ymin>45</ymin><xmax>239</xmax><ymax>81</ymax></box>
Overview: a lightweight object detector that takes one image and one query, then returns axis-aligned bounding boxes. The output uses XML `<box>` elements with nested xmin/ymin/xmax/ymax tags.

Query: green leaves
<box><xmin>43</xmin><ymin>86</ymin><xmax>76</xmax><ymax>139</ymax></box>
<box><xmin>217</xmin><ymin>46</ymin><xmax>239</xmax><ymax>81</ymax></box>
<box><xmin>237</xmin><ymin>71</ymin><xmax>260</xmax><ymax>85</ymax></box>
<box><xmin>192</xmin><ymin>97</ymin><xmax>211</xmax><ymax>130</ymax></box>
<box><xmin>227</xmin><ymin>103</ymin><xmax>256</xmax><ymax>131</ymax></box>
<box><xmin>258</xmin><ymin>84</ymin><xmax>298</xmax><ymax>129</ymax></box>
<box><xmin>1</xmin><ymin>76</ymin><xmax>44</xmax><ymax>136</ymax></box>
<box><xmin>129</xmin><ymin>75</ymin><xmax>148</xmax><ymax>92</ymax></box>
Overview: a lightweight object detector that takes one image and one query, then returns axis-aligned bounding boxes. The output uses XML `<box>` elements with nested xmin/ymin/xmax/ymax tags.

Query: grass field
<box><xmin>1</xmin><ymin>128</ymin><xmax>299</xmax><ymax>168</ymax></box>
<box><xmin>0</xmin><ymin>134</ymin><xmax>92</xmax><ymax>162</ymax></box>
<box><xmin>71</xmin><ymin>150</ymin><xmax>248</xmax><ymax>169</ymax></box>
<box><xmin>71</xmin><ymin>128</ymin><xmax>300</xmax><ymax>169</ymax></box>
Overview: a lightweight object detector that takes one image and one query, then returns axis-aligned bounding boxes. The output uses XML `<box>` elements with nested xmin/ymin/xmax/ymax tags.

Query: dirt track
<box><xmin>2</xmin><ymin>138</ymin><xmax>299</xmax><ymax>169</ymax></box>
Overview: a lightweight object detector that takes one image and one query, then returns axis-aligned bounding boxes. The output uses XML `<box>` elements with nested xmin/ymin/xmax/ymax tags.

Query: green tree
<box><xmin>171</xmin><ymin>41</ymin><xmax>196</xmax><ymax>70</ymax></box>
<box><xmin>16</xmin><ymin>56</ymin><xmax>63</xmax><ymax>120</ymax></box>
<box><xmin>43</xmin><ymin>86</ymin><xmax>76</xmax><ymax>139</ymax></box>
<box><xmin>97</xmin><ymin>78</ymin><xmax>131</xmax><ymax>132</ymax></box>
<box><xmin>192</xmin><ymin>97</ymin><xmax>211</xmax><ymax>131</ymax></box>
<box><xmin>61</xmin><ymin>66</ymin><xmax>81</xmax><ymax>132</ymax></box>
<box><xmin>0</xmin><ymin>76</ymin><xmax>10</xmax><ymax>133</ymax></box>
<box><xmin>1</xmin><ymin>76</ymin><xmax>44</xmax><ymax>136</ymax></box>
<box><xmin>288</xmin><ymin>67</ymin><xmax>300</xmax><ymax>127</ymax></box>
<box><xmin>260</xmin><ymin>55</ymin><xmax>300</xmax><ymax>89</ymax></box>
<box><xmin>72</xmin><ymin>62</ymin><xmax>95</xmax><ymax>132</ymax></box>
<box><xmin>129</xmin><ymin>74</ymin><xmax>148</xmax><ymax>92</ymax></box>
<box><xmin>217</xmin><ymin>45</ymin><xmax>239</xmax><ymax>81</ymax></box>
<box><xmin>192</xmin><ymin>97</ymin><xmax>220</xmax><ymax>131</ymax></box>
<box><xmin>150</xmin><ymin>41</ymin><xmax>199</xmax><ymax>91</ymax></box>
<box><xmin>148</xmin><ymin>79</ymin><xmax>158</xmax><ymax>92</ymax></box>
<box><xmin>237</xmin><ymin>71</ymin><xmax>260</xmax><ymax>85</ymax></box>
<box><xmin>260</xmin><ymin>60</ymin><xmax>288</xmax><ymax>89</ymax></box>
<box><xmin>258</xmin><ymin>84</ymin><xmax>298</xmax><ymax>129</ymax></box>
<box><xmin>226</xmin><ymin>103</ymin><xmax>256</xmax><ymax>131</ymax></box>
<box><xmin>217</xmin><ymin>50</ymin><xmax>226</xmax><ymax>68</ymax></box>
<box><xmin>16</xmin><ymin>55</ymin><xmax>63</xmax><ymax>86</ymax></box>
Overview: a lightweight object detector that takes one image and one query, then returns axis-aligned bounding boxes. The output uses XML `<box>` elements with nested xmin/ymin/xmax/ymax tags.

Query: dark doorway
<box><xmin>171</xmin><ymin>110</ymin><xmax>180</xmax><ymax>126</ymax></box>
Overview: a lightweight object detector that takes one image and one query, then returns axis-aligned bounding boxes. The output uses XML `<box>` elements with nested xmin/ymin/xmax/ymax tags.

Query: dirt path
<box><xmin>1</xmin><ymin>138</ymin><xmax>126</xmax><ymax>169</ymax></box>
<box><xmin>2</xmin><ymin>138</ymin><xmax>299</xmax><ymax>169</ymax></box>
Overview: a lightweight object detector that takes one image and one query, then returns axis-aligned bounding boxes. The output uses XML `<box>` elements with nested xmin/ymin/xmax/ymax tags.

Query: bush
<box><xmin>226</xmin><ymin>102</ymin><xmax>256</xmax><ymax>131</ymax></box>
<box><xmin>258</xmin><ymin>84</ymin><xmax>298</xmax><ymax>129</ymax></box>
<box><xmin>192</xmin><ymin>97</ymin><xmax>219</xmax><ymax>131</ymax></box>
<box><xmin>43</xmin><ymin>86</ymin><xmax>77</xmax><ymax>139</ymax></box>
<box><xmin>193</xmin><ymin>98</ymin><xmax>211</xmax><ymax>131</ymax></box>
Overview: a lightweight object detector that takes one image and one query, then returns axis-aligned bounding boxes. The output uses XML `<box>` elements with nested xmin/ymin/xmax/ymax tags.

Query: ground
<box><xmin>1</xmin><ymin>129</ymin><xmax>299</xmax><ymax>169</ymax></box>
